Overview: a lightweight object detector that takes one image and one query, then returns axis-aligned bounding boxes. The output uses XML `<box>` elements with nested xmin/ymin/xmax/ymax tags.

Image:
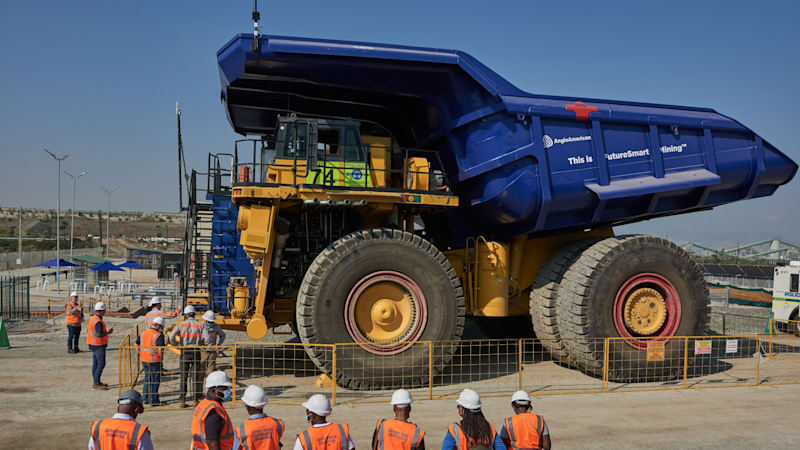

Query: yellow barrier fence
<box><xmin>118</xmin><ymin>330</ymin><xmax>800</xmax><ymax>410</ymax></box>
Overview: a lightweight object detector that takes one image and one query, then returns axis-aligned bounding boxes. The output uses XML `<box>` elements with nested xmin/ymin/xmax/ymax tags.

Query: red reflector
<box><xmin>565</xmin><ymin>101</ymin><xmax>598</xmax><ymax>121</ymax></box>
<box><xmin>401</xmin><ymin>195</ymin><xmax>408</xmax><ymax>201</ymax></box>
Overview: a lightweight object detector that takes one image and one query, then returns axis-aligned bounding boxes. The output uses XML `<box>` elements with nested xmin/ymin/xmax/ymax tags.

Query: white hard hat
<box><xmin>241</xmin><ymin>385</ymin><xmax>268</xmax><ymax>408</ymax></box>
<box><xmin>94</xmin><ymin>301</ymin><xmax>106</xmax><ymax>311</ymax></box>
<box><xmin>391</xmin><ymin>389</ymin><xmax>413</xmax><ymax>406</ymax></box>
<box><xmin>302</xmin><ymin>394</ymin><xmax>332</xmax><ymax>417</ymax></box>
<box><xmin>148</xmin><ymin>296</ymin><xmax>162</xmax><ymax>307</ymax></box>
<box><xmin>183</xmin><ymin>305</ymin><xmax>195</xmax><ymax>315</ymax></box>
<box><xmin>511</xmin><ymin>390</ymin><xmax>531</xmax><ymax>405</ymax></box>
<box><xmin>202</xmin><ymin>311</ymin><xmax>216</xmax><ymax>322</ymax></box>
<box><xmin>457</xmin><ymin>388</ymin><xmax>482</xmax><ymax>412</ymax></box>
<box><xmin>70</xmin><ymin>291</ymin><xmax>78</xmax><ymax>298</ymax></box>
<box><xmin>204</xmin><ymin>370</ymin><xmax>232</xmax><ymax>390</ymax></box>
<box><xmin>152</xmin><ymin>316</ymin><xmax>165</xmax><ymax>327</ymax></box>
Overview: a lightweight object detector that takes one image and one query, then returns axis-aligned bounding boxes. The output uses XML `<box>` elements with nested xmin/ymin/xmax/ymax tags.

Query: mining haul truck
<box><xmin>208</xmin><ymin>33</ymin><xmax>797</xmax><ymax>387</ymax></box>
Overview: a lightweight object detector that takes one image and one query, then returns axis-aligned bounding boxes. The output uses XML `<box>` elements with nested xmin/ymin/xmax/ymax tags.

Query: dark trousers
<box><xmin>91</xmin><ymin>346</ymin><xmax>106</xmax><ymax>385</ymax></box>
<box><xmin>67</xmin><ymin>325</ymin><xmax>81</xmax><ymax>350</ymax></box>
<box><xmin>142</xmin><ymin>362</ymin><xmax>162</xmax><ymax>404</ymax></box>
<box><xmin>179</xmin><ymin>349</ymin><xmax>202</xmax><ymax>401</ymax></box>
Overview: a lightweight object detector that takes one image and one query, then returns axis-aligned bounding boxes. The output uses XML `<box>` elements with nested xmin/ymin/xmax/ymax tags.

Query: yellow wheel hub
<box><xmin>353</xmin><ymin>281</ymin><xmax>415</xmax><ymax>343</ymax></box>
<box><xmin>623</xmin><ymin>287</ymin><xmax>667</xmax><ymax>335</ymax></box>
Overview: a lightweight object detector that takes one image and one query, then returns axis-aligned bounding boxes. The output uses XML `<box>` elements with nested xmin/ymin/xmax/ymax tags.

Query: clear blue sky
<box><xmin>1</xmin><ymin>0</ymin><xmax>797</xmax><ymax>245</ymax></box>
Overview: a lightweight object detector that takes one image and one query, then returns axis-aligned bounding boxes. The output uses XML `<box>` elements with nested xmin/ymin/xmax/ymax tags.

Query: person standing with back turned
<box><xmin>295</xmin><ymin>394</ymin><xmax>354</xmax><ymax>450</ymax></box>
<box><xmin>372</xmin><ymin>389</ymin><xmax>425</xmax><ymax>450</ymax></box>
<box><xmin>442</xmin><ymin>389</ymin><xmax>505</xmax><ymax>450</ymax></box>
<box><xmin>89</xmin><ymin>389</ymin><xmax>153</xmax><ymax>450</ymax></box>
<box><xmin>233</xmin><ymin>385</ymin><xmax>285</xmax><ymax>450</ymax></box>
<box><xmin>136</xmin><ymin>316</ymin><xmax>165</xmax><ymax>406</ymax></box>
<box><xmin>65</xmin><ymin>291</ymin><xmax>83</xmax><ymax>354</ymax></box>
<box><xmin>88</xmin><ymin>301</ymin><xmax>114</xmax><ymax>390</ymax></box>
<box><xmin>500</xmin><ymin>391</ymin><xmax>550</xmax><ymax>450</ymax></box>
<box><xmin>170</xmin><ymin>304</ymin><xmax>204</xmax><ymax>408</ymax></box>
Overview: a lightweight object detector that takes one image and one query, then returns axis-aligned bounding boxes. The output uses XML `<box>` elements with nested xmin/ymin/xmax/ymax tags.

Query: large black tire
<box><xmin>296</xmin><ymin>228</ymin><xmax>465</xmax><ymax>389</ymax></box>
<box><xmin>529</xmin><ymin>238</ymin><xmax>603</xmax><ymax>362</ymax></box>
<box><xmin>557</xmin><ymin>235</ymin><xmax>710</xmax><ymax>381</ymax></box>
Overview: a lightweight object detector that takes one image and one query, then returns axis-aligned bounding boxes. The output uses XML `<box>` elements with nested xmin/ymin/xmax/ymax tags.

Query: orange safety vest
<box><xmin>90</xmin><ymin>417</ymin><xmax>148</xmax><ymax>450</ymax></box>
<box><xmin>234</xmin><ymin>416</ymin><xmax>285</xmax><ymax>450</ymax></box>
<box><xmin>65</xmin><ymin>302</ymin><xmax>82</xmax><ymax>325</ymax></box>
<box><xmin>298</xmin><ymin>423</ymin><xmax>351</xmax><ymax>450</ymax></box>
<box><xmin>375</xmin><ymin>418</ymin><xmax>424</xmax><ymax>450</ymax></box>
<box><xmin>87</xmin><ymin>315</ymin><xmax>108</xmax><ymax>346</ymax></box>
<box><xmin>192</xmin><ymin>398</ymin><xmax>235</xmax><ymax>450</ymax></box>
<box><xmin>139</xmin><ymin>328</ymin><xmax>163</xmax><ymax>363</ymax></box>
<box><xmin>448</xmin><ymin>421</ymin><xmax>497</xmax><ymax>450</ymax></box>
<box><xmin>503</xmin><ymin>414</ymin><xmax>544</xmax><ymax>450</ymax></box>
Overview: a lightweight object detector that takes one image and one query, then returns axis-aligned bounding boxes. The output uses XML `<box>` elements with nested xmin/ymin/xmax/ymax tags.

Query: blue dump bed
<box><xmin>217</xmin><ymin>34</ymin><xmax>796</xmax><ymax>245</ymax></box>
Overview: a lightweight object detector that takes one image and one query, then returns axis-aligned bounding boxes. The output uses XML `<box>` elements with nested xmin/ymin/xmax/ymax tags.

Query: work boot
<box><xmin>73</xmin><ymin>348</ymin><xmax>81</xmax><ymax>353</ymax></box>
<box><xmin>68</xmin><ymin>349</ymin><xmax>75</xmax><ymax>354</ymax></box>
<box><xmin>92</xmin><ymin>384</ymin><xmax>108</xmax><ymax>391</ymax></box>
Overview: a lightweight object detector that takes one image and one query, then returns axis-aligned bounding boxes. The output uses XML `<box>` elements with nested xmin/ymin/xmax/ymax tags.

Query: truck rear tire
<box><xmin>556</xmin><ymin>235</ymin><xmax>709</xmax><ymax>381</ymax></box>
<box><xmin>529</xmin><ymin>238</ymin><xmax>603</xmax><ymax>362</ymax></box>
<box><xmin>296</xmin><ymin>228</ymin><xmax>465</xmax><ymax>389</ymax></box>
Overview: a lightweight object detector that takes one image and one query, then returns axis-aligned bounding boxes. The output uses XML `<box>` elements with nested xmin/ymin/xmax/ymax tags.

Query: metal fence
<box><xmin>118</xmin><ymin>327</ymin><xmax>800</xmax><ymax>410</ymax></box>
<box><xmin>1</xmin><ymin>247</ymin><xmax>101</xmax><ymax>270</ymax></box>
<box><xmin>0</xmin><ymin>276</ymin><xmax>30</xmax><ymax>319</ymax></box>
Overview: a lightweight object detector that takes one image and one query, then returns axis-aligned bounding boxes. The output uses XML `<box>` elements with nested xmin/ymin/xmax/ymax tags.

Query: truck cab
<box><xmin>772</xmin><ymin>261</ymin><xmax>800</xmax><ymax>331</ymax></box>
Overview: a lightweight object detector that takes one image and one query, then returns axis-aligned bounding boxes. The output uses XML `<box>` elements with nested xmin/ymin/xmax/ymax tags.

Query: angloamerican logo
<box><xmin>543</xmin><ymin>134</ymin><xmax>592</xmax><ymax>149</ymax></box>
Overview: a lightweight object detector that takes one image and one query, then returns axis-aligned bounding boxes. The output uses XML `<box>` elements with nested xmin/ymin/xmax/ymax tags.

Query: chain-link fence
<box><xmin>1</xmin><ymin>248</ymin><xmax>101</xmax><ymax>271</ymax></box>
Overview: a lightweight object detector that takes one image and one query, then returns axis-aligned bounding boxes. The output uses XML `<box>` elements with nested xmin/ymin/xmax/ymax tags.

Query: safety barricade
<box><xmin>118</xmin><ymin>331</ymin><xmax>800</xmax><ymax>410</ymax></box>
<box><xmin>118</xmin><ymin>344</ymin><xmax>235</xmax><ymax>411</ymax></box>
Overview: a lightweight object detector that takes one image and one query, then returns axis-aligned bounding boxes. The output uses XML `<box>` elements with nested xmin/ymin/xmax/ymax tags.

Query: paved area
<box><xmin>1</xmin><ymin>318</ymin><xmax>799</xmax><ymax>449</ymax></box>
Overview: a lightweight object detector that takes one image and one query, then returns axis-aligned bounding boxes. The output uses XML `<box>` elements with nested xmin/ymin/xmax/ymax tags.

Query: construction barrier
<box><xmin>118</xmin><ymin>328</ymin><xmax>800</xmax><ymax>410</ymax></box>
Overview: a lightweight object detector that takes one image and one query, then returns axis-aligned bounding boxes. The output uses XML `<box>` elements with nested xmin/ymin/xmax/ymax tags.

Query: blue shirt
<box><xmin>441</xmin><ymin>422</ymin><xmax>506</xmax><ymax>450</ymax></box>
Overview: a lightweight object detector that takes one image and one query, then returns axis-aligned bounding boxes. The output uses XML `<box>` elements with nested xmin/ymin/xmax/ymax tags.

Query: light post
<box><xmin>64</xmin><ymin>170</ymin><xmax>86</xmax><ymax>260</ymax></box>
<box><xmin>43</xmin><ymin>149</ymin><xmax>69</xmax><ymax>294</ymax></box>
<box><xmin>101</xmin><ymin>186</ymin><xmax>118</xmax><ymax>259</ymax></box>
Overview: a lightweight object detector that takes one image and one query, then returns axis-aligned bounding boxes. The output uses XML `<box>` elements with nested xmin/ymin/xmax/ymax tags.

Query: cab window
<box><xmin>344</xmin><ymin>128</ymin><xmax>363</xmax><ymax>162</ymax></box>
<box><xmin>283</xmin><ymin>123</ymin><xmax>307</xmax><ymax>158</ymax></box>
<box><xmin>791</xmin><ymin>273</ymin><xmax>799</xmax><ymax>292</ymax></box>
<box><xmin>317</xmin><ymin>127</ymin><xmax>340</xmax><ymax>159</ymax></box>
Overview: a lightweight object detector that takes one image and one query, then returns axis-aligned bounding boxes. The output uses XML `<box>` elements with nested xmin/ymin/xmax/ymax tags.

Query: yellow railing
<box><xmin>118</xmin><ymin>331</ymin><xmax>800</xmax><ymax>410</ymax></box>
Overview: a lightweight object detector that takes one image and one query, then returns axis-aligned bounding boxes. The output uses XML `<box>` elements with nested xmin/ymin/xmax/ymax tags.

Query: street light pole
<box><xmin>43</xmin><ymin>149</ymin><xmax>69</xmax><ymax>294</ymax></box>
<box><xmin>101</xmin><ymin>186</ymin><xmax>118</xmax><ymax>259</ymax></box>
<box><xmin>64</xmin><ymin>171</ymin><xmax>87</xmax><ymax>261</ymax></box>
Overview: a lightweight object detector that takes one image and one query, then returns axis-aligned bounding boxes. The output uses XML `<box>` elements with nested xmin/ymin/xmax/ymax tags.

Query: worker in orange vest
<box><xmin>233</xmin><ymin>385</ymin><xmax>285</xmax><ymax>450</ymax></box>
<box><xmin>443</xmin><ymin>389</ymin><xmax>505</xmax><ymax>450</ymax></box>
<box><xmin>88</xmin><ymin>301</ymin><xmax>114</xmax><ymax>390</ymax></box>
<box><xmin>65</xmin><ymin>291</ymin><xmax>83</xmax><ymax>354</ymax></box>
<box><xmin>295</xmin><ymin>394</ymin><xmax>354</xmax><ymax>450</ymax></box>
<box><xmin>170</xmin><ymin>304</ymin><xmax>205</xmax><ymax>408</ymax></box>
<box><xmin>144</xmin><ymin>296</ymin><xmax>179</xmax><ymax>327</ymax></box>
<box><xmin>192</xmin><ymin>370</ymin><xmax>235</xmax><ymax>450</ymax></box>
<box><xmin>500</xmin><ymin>391</ymin><xmax>550</xmax><ymax>450</ymax></box>
<box><xmin>89</xmin><ymin>389</ymin><xmax>153</xmax><ymax>450</ymax></box>
<box><xmin>371</xmin><ymin>389</ymin><xmax>425</xmax><ymax>450</ymax></box>
<box><xmin>136</xmin><ymin>316</ymin><xmax>166</xmax><ymax>406</ymax></box>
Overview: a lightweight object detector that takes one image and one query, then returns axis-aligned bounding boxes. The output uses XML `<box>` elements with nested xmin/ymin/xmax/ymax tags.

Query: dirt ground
<box><xmin>1</xmin><ymin>318</ymin><xmax>800</xmax><ymax>450</ymax></box>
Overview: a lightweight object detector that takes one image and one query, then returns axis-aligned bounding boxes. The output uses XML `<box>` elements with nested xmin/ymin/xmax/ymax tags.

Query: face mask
<box><xmin>305</xmin><ymin>414</ymin><xmax>311</xmax><ymax>425</ymax></box>
<box><xmin>221</xmin><ymin>389</ymin><xmax>233</xmax><ymax>402</ymax></box>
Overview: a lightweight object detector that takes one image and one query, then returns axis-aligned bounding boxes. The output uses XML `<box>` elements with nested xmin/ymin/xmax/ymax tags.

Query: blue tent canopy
<box><xmin>118</xmin><ymin>260</ymin><xmax>145</xmax><ymax>269</ymax></box>
<box><xmin>89</xmin><ymin>261</ymin><xmax>124</xmax><ymax>271</ymax></box>
<box><xmin>37</xmin><ymin>258</ymin><xmax>78</xmax><ymax>268</ymax></box>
